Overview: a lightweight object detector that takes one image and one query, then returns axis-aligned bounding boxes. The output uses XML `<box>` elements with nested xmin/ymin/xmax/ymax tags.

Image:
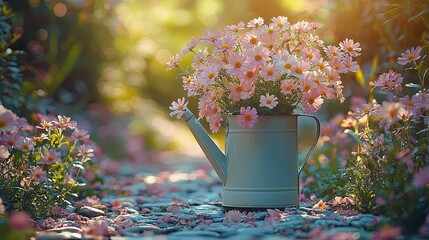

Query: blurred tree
<box><xmin>9</xmin><ymin>0</ymin><xmax>118</xmax><ymax>115</ymax></box>
<box><xmin>0</xmin><ymin>0</ymin><xmax>27</xmax><ymax>116</ymax></box>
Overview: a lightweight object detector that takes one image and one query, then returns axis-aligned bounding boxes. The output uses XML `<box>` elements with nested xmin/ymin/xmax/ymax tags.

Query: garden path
<box><xmin>34</xmin><ymin>153</ymin><xmax>399</xmax><ymax>240</ymax></box>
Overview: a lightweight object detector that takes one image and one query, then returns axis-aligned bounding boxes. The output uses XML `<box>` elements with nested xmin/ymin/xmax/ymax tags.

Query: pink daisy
<box><xmin>271</xmin><ymin>16</ymin><xmax>290</xmax><ymax>29</ymax></box>
<box><xmin>239</xmin><ymin>81</ymin><xmax>255</xmax><ymax>100</ymax></box>
<box><xmin>16</xmin><ymin>137</ymin><xmax>34</xmax><ymax>152</ymax></box>
<box><xmin>202</xmin><ymin>29</ymin><xmax>222</xmax><ymax>43</ymax></box>
<box><xmin>78</xmin><ymin>144</ymin><xmax>95</xmax><ymax>160</ymax></box>
<box><xmin>397</xmin><ymin>46</ymin><xmax>422</xmax><ymax>65</ymax></box>
<box><xmin>246</xmin><ymin>45</ymin><xmax>270</xmax><ymax>67</ymax></box>
<box><xmin>72</xmin><ymin>128</ymin><xmax>90</xmax><ymax>143</ymax></box>
<box><xmin>291</xmin><ymin>60</ymin><xmax>311</xmax><ymax>79</ymax></box>
<box><xmin>225</xmin><ymin>21</ymin><xmax>245</xmax><ymax>33</ymax></box>
<box><xmin>0</xmin><ymin>109</ymin><xmax>20</xmax><ymax>132</ymax></box>
<box><xmin>329</xmin><ymin>57</ymin><xmax>346</xmax><ymax>73</ymax></box>
<box><xmin>240</xmin><ymin>67</ymin><xmax>259</xmax><ymax>83</ymax></box>
<box><xmin>199</xmin><ymin>64</ymin><xmax>220</xmax><ymax>85</ymax></box>
<box><xmin>302</xmin><ymin>91</ymin><xmax>324</xmax><ymax>114</ymax></box>
<box><xmin>181</xmin><ymin>37</ymin><xmax>199</xmax><ymax>55</ymax></box>
<box><xmin>301</xmin><ymin>47</ymin><xmax>320</xmax><ymax>61</ymax></box>
<box><xmin>166</xmin><ymin>53</ymin><xmax>182</xmax><ymax>70</ymax></box>
<box><xmin>242</xmin><ymin>31</ymin><xmax>260</xmax><ymax>49</ymax></box>
<box><xmin>259</xmin><ymin>24</ymin><xmax>278</xmax><ymax>43</ymax></box>
<box><xmin>247</xmin><ymin>17</ymin><xmax>264</xmax><ymax>28</ymax></box>
<box><xmin>280</xmin><ymin>79</ymin><xmax>297</xmax><ymax>95</ymax></box>
<box><xmin>275</xmin><ymin>52</ymin><xmax>298</xmax><ymax>75</ymax></box>
<box><xmin>324</xmin><ymin>45</ymin><xmax>343</xmax><ymax>58</ymax></box>
<box><xmin>339</xmin><ymin>38</ymin><xmax>361</xmax><ymax>57</ymax></box>
<box><xmin>31</xmin><ymin>167</ymin><xmax>47</xmax><ymax>182</ymax></box>
<box><xmin>169</xmin><ymin>97</ymin><xmax>189</xmax><ymax>119</ymax></box>
<box><xmin>226</xmin><ymin>53</ymin><xmax>246</xmax><ymax>76</ymax></box>
<box><xmin>260</xmin><ymin>93</ymin><xmax>278</xmax><ymax>109</ymax></box>
<box><xmin>40</xmin><ymin>149</ymin><xmax>62</xmax><ymax>165</ymax></box>
<box><xmin>0</xmin><ymin>132</ymin><xmax>22</xmax><ymax>148</ymax></box>
<box><xmin>214</xmin><ymin>34</ymin><xmax>236</xmax><ymax>53</ymax></box>
<box><xmin>299</xmin><ymin>76</ymin><xmax>317</xmax><ymax>92</ymax></box>
<box><xmin>260</xmin><ymin>62</ymin><xmax>279</xmax><ymax>81</ymax></box>
<box><xmin>209</xmin><ymin>114</ymin><xmax>222</xmax><ymax>133</ymax></box>
<box><xmin>237</xmin><ymin>107</ymin><xmax>258</xmax><ymax>128</ymax></box>
<box><xmin>342</xmin><ymin>55</ymin><xmax>359</xmax><ymax>72</ymax></box>
<box><xmin>228</xmin><ymin>82</ymin><xmax>244</xmax><ymax>101</ymax></box>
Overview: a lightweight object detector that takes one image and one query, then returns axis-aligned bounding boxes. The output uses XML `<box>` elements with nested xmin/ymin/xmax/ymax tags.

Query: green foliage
<box><xmin>0</xmin><ymin>0</ymin><xmax>26</xmax><ymax>115</ymax></box>
<box><xmin>310</xmin><ymin>48</ymin><xmax>429</xmax><ymax>234</ymax></box>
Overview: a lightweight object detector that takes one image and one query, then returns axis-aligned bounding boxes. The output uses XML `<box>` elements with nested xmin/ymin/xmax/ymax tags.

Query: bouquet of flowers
<box><xmin>167</xmin><ymin>16</ymin><xmax>361</xmax><ymax>132</ymax></box>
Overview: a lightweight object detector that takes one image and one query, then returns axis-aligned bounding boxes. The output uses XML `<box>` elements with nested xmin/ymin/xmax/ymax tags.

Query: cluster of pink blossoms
<box><xmin>0</xmin><ymin>104</ymin><xmax>94</xmax><ymax>183</ymax></box>
<box><xmin>168</xmin><ymin>16</ymin><xmax>360</xmax><ymax>132</ymax></box>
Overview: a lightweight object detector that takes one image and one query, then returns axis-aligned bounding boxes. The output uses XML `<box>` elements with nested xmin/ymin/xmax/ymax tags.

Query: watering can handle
<box><xmin>297</xmin><ymin>114</ymin><xmax>321</xmax><ymax>175</ymax></box>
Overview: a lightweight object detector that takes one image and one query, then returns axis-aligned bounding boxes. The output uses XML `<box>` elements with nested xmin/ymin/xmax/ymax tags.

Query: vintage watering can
<box><xmin>182</xmin><ymin>109</ymin><xmax>320</xmax><ymax>208</ymax></box>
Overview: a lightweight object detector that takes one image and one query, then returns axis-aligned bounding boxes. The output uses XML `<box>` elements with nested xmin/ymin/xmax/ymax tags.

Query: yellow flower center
<box><xmin>407</xmin><ymin>54</ymin><xmax>414</xmax><ymax>60</ymax></box>
<box><xmin>246</xmin><ymin>71</ymin><xmax>254</xmax><ymax>78</ymax></box>
<box><xmin>208</xmin><ymin>72</ymin><xmax>215</xmax><ymax>79</ymax></box>
<box><xmin>307</xmin><ymin>53</ymin><xmax>313</xmax><ymax>59</ymax></box>
<box><xmin>295</xmin><ymin>67</ymin><xmax>303</xmax><ymax>74</ymax></box>
<box><xmin>266</xmin><ymin>99</ymin><xmax>272</xmax><ymax>104</ymax></box>
<box><xmin>234</xmin><ymin>61</ymin><xmax>242</xmax><ymax>68</ymax></box>
<box><xmin>244</xmin><ymin>115</ymin><xmax>252</xmax><ymax>121</ymax></box>
<box><xmin>284</xmin><ymin>62</ymin><xmax>292</xmax><ymax>69</ymax></box>
<box><xmin>267</xmin><ymin>69</ymin><xmax>274</xmax><ymax>76</ymax></box>
<box><xmin>254</xmin><ymin>54</ymin><xmax>262</xmax><ymax>61</ymax></box>
<box><xmin>309</xmin><ymin>98</ymin><xmax>315</xmax><ymax>104</ymax></box>
<box><xmin>268</xmin><ymin>29</ymin><xmax>274</xmax><ymax>34</ymax></box>
<box><xmin>250</xmin><ymin>37</ymin><xmax>257</xmax><ymax>45</ymax></box>
<box><xmin>389</xmin><ymin>108</ymin><xmax>398</xmax><ymax>118</ymax></box>
<box><xmin>222</xmin><ymin>43</ymin><xmax>230</xmax><ymax>49</ymax></box>
<box><xmin>0</xmin><ymin>120</ymin><xmax>6</xmax><ymax>128</ymax></box>
<box><xmin>304</xmin><ymin>84</ymin><xmax>311</xmax><ymax>91</ymax></box>
<box><xmin>236</xmin><ymin>86</ymin><xmax>243</xmax><ymax>92</ymax></box>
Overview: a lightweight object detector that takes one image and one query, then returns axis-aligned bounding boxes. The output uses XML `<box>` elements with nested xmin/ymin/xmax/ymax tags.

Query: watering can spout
<box><xmin>182</xmin><ymin>109</ymin><xmax>227</xmax><ymax>184</ymax></box>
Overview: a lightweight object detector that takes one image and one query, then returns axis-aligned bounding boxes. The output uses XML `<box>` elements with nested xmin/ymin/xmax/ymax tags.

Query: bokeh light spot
<box><xmin>53</xmin><ymin>2</ymin><xmax>68</xmax><ymax>18</ymax></box>
<box><xmin>155</xmin><ymin>49</ymin><xmax>171</xmax><ymax>65</ymax></box>
<box><xmin>29</xmin><ymin>0</ymin><xmax>41</xmax><ymax>7</ymax></box>
<box><xmin>37</xmin><ymin>28</ymin><xmax>48</xmax><ymax>41</ymax></box>
<box><xmin>173</xmin><ymin>9</ymin><xmax>191</xmax><ymax>26</ymax></box>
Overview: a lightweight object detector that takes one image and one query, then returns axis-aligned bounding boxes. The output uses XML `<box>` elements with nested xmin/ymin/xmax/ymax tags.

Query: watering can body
<box><xmin>183</xmin><ymin>109</ymin><xmax>319</xmax><ymax>208</ymax></box>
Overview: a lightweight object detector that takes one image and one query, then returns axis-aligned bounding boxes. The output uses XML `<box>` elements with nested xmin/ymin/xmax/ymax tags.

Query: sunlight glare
<box><xmin>155</xmin><ymin>49</ymin><xmax>171</xmax><ymax>65</ymax></box>
<box><xmin>197</xmin><ymin>0</ymin><xmax>223</xmax><ymax>27</ymax></box>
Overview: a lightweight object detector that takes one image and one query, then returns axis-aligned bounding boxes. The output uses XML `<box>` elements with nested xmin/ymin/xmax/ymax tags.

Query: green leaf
<box><xmin>356</xmin><ymin>68</ymin><xmax>366</xmax><ymax>90</ymax></box>
<box><xmin>408</xmin><ymin>6</ymin><xmax>429</xmax><ymax>22</ymax></box>
<box><xmin>72</xmin><ymin>163</ymin><xmax>84</xmax><ymax>170</ymax></box>
<box><xmin>405</xmin><ymin>83</ymin><xmax>421</xmax><ymax>88</ymax></box>
<box><xmin>48</xmin><ymin>42</ymin><xmax>83</xmax><ymax>94</ymax></box>
<box><xmin>67</xmin><ymin>193</ymin><xmax>78</xmax><ymax>198</ymax></box>
<box><xmin>369</xmin><ymin>55</ymin><xmax>378</xmax><ymax>82</ymax></box>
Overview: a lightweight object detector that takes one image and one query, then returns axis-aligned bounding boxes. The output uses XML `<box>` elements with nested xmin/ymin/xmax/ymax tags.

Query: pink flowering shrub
<box><xmin>0</xmin><ymin>105</ymin><xmax>96</xmax><ymax>218</ymax></box>
<box><xmin>167</xmin><ymin>16</ymin><xmax>360</xmax><ymax>132</ymax></box>
<box><xmin>307</xmin><ymin>46</ymin><xmax>429</xmax><ymax>234</ymax></box>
